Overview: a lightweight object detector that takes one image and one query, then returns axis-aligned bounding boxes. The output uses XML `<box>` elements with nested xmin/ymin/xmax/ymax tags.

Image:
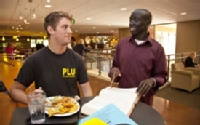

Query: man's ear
<box><xmin>146</xmin><ymin>20</ymin><xmax>151</xmax><ymax>26</ymax></box>
<box><xmin>47</xmin><ymin>26</ymin><xmax>55</xmax><ymax>36</ymax></box>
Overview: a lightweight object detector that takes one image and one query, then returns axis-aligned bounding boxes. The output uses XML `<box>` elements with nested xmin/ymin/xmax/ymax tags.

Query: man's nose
<box><xmin>129</xmin><ymin>20</ymin><xmax>136</xmax><ymax>25</ymax></box>
<box><xmin>67</xmin><ymin>28</ymin><xmax>73</xmax><ymax>33</ymax></box>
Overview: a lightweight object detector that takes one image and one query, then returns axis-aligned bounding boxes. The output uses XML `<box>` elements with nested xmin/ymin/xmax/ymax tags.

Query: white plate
<box><xmin>45</xmin><ymin>96</ymin><xmax>80</xmax><ymax>117</ymax></box>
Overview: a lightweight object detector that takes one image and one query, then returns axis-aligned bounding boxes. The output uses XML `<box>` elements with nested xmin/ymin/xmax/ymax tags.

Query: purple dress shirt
<box><xmin>109</xmin><ymin>36</ymin><xmax>168</xmax><ymax>105</ymax></box>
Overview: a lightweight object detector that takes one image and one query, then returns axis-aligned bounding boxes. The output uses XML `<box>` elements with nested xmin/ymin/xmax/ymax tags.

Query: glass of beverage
<box><xmin>28</xmin><ymin>91</ymin><xmax>46</xmax><ymax>124</ymax></box>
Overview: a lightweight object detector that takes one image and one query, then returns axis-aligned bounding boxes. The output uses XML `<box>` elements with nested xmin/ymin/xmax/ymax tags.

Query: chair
<box><xmin>0</xmin><ymin>80</ymin><xmax>11</xmax><ymax>97</ymax></box>
<box><xmin>171</xmin><ymin>63</ymin><xmax>200</xmax><ymax>92</ymax></box>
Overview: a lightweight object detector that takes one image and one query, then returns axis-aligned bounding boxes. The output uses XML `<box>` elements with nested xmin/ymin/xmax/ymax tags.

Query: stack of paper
<box><xmin>81</xmin><ymin>87</ymin><xmax>137</xmax><ymax>116</ymax></box>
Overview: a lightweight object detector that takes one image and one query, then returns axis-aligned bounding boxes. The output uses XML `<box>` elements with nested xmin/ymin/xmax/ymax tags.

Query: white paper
<box><xmin>81</xmin><ymin>87</ymin><xmax>137</xmax><ymax>115</ymax></box>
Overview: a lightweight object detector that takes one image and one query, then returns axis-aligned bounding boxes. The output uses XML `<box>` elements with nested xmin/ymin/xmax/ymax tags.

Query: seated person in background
<box><xmin>10</xmin><ymin>11</ymin><xmax>92</xmax><ymax>104</ymax></box>
<box><xmin>73</xmin><ymin>39</ymin><xmax>90</xmax><ymax>58</ymax></box>
<box><xmin>184</xmin><ymin>51</ymin><xmax>199</xmax><ymax>68</ymax></box>
<box><xmin>5</xmin><ymin>43</ymin><xmax>14</xmax><ymax>55</ymax></box>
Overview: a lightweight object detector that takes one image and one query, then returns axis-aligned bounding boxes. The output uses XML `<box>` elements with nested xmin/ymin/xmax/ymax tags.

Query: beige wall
<box><xmin>118</xmin><ymin>28</ymin><xmax>131</xmax><ymax>40</ymax></box>
<box><xmin>176</xmin><ymin>20</ymin><xmax>200</xmax><ymax>53</ymax></box>
<box><xmin>118</xmin><ymin>25</ymin><xmax>155</xmax><ymax>40</ymax></box>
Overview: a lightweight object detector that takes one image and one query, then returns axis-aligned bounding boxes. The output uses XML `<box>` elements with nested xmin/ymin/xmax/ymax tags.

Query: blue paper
<box><xmin>79</xmin><ymin>104</ymin><xmax>137</xmax><ymax>125</ymax></box>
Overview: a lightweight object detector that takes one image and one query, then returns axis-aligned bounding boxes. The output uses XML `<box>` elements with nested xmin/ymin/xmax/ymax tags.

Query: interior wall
<box><xmin>176</xmin><ymin>20</ymin><xmax>200</xmax><ymax>53</ymax></box>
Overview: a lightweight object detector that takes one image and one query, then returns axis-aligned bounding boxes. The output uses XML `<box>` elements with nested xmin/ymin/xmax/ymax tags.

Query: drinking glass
<box><xmin>28</xmin><ymin>91</ymin><xmax>46</xmax><ymax>124</ymax></box>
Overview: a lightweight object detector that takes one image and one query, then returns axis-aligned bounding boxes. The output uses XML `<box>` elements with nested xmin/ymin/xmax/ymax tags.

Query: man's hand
<box><xmin>136</xmin><ymin>79</ymin><xmax>155</xmax><ymax>96</ymax></box>
<box><xmin>34</xmin><ymin>87</ymin><xmax>44</xmax><ymax>93</ymax></box>
<box><xmin>28</xmin><ymin>87</ymin><xmax>45</xmax><ymax>99</ymax></box>
<box><xmin>111</xmin><ymin>68</ymin><xmax>121</xmax><ymax>81</ymax></box>
<box><xmin>110</xmin><ymin>68</ymin><xmax>121</xmax><ymax>87</ymax></box>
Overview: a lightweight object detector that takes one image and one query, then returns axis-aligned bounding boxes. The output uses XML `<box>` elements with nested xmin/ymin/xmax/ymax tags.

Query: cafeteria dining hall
<box><xmin>0</xmin><ymin>0</ymin><xmax>200</xmax><ymax>125</ymax></box>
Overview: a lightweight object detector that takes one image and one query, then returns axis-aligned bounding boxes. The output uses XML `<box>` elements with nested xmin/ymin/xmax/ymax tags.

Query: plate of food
<box><xmin>45</xmin><ymin>96</ymin><xmax>80</xmax><ymax>117</ymax></box>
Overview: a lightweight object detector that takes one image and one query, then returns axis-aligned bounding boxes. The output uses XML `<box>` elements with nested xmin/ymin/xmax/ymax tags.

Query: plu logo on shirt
<box><xmin>63</xmin><ymin>68</ymin><xmax>76</xmax><ymax>78</ymax></box>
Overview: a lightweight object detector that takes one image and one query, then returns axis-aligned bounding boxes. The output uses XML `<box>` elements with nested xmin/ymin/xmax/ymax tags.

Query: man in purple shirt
<box><xmin>109</xmin><ymin>9</ymin><xmax>167</xmax><ymax>106</ymax></box>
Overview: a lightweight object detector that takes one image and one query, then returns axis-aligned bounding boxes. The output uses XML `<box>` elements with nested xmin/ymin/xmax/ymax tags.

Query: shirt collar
<box><xmin>128</xmin><ymin>33</ymin><xmax>153</xmax><ymax>45</ymax></box>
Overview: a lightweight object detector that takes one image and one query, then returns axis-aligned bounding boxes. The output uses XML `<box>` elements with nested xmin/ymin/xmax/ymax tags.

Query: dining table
<box><xmin>9</xmin><ymin>97</ymin><xmax>166</xmax><ymax>125</ymax></box>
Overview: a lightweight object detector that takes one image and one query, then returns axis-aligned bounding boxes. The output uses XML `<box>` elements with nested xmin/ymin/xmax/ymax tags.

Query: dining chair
<box><xmin>0</xmin><ymin>80</ymin><xmax>11</xmax><ymax>97</ymax></box>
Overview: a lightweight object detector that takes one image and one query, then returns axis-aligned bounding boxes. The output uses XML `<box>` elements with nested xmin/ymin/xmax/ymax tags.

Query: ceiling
<box><xmin>0</xmin><ymin>0</ymin><xmax>200</xmax><ymax>36</ymax></box>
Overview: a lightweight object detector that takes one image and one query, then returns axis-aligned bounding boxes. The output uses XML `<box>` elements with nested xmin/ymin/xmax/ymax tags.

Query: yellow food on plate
<box><xmin>45</xmin><ymin>96</ymin><xmax>79</xmax><ymax>117</ymax></box>
<box><xmin>69</xmin><ymin>104</ymin><xmax>78</xmax><ymax>113</ymax></box>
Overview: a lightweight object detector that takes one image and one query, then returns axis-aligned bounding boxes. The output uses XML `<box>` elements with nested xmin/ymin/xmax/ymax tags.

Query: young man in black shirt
<box><xmin>10</xmin><ymin>11</ymin><xmax>93</xmax><ymax>104</ymax></box>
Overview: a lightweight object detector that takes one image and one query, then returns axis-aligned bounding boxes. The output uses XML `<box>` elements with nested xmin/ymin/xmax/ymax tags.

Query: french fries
<box><xmin>45</xmin><ymin>96</ymin><xmax>79</xmax><ymax>117</ymax></box>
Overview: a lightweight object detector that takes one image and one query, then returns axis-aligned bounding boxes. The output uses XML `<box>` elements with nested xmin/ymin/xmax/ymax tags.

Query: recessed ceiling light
<box><xmin>86</xmin><ymin>17</ymin><xmax>92</xmax><ymax>20</ymax></box>
<box><xmin>97</xmin><ymin>32</ymin><xmax>99</xmax><ymax>33</ymax></box>
<box><xmin>44</xmin><ymin>4</ymin><xmax>52</xmax><ymax>8</ymax></box>
<box><xmin>180</xmin><ymin>12</ymin><xmax>187</xmax><ymax>15</ymax></box>
<box><xmin>120</xmin><ymin>8</ymin><xmax>127</xmax><ymax>11</ymax></box>
<box><xmin>12</xmin><ymin>26</ymin><xmax>15</xmax><ymax>29</ymax></box>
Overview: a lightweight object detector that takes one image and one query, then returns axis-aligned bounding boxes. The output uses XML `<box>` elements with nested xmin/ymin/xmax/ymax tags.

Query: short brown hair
<box><xmin>190</xmin><ymin>51</ymin><xmax>196</xmax><ymax>57</ymax></box>
<box><xmin>77</xmin><ymin>39</ymin><xmax>84</xmax><ymax>44</ymax></box>
<box><xmin>44</xmin><ymin>11</ymin><xmax>73</xmax><ymax>38</ymax></box>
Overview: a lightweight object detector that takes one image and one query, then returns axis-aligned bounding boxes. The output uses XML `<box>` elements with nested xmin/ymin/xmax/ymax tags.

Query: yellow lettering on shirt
<box><xmin>63</xmin><ymin>68</ymin><xmax>76</xmax><ymax>78</ymax></box>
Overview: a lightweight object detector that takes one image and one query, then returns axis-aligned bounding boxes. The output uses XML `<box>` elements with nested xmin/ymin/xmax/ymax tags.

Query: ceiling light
<box><xmin>12</xmin><ymin>26</ymin><xmax>15</xmax><ymax>29</ymax></box>
<box><xmin>31</xmin><ymin>13</ymin><xmax>36</xmax><ymax>19</ymax></box>
<box><xmin>92</xmin><ymin>27</ymin><xmax>96</xmax><ymax>29</ymax></box>
<box><xmin>2</xmin><ymin>36</ymin><xmax>5</xmax><ymax>41</ymax></box>
<box><xmin>13</xmin><ymin>36</ymin><xmax>17</xmax><ymax>39</ymax></box>
<box><xmin>24</xmin><ymin>19</ymin><xmax>30</xmax><ymax>24</ymax></box>
<box><xmin>180</xmin><ymin>12</ymin><xmax>187</xmax><ymax>15</ymax></box>
<box><xmin>19</xmin><ymin>15</ymin><xmax>24</xmax><ymax>20</ymax></box>
<box><xmin>97</xmin><ymin>32</ymin><xmax>99</xmax><ymax>33</ymax></box>
<box><xmin>47</xmin><ymin>0</ymin><xmax>51</xmax><ymax>3</ymax></box>
<box><xmin>44</xmin><ymin>4</ymin><xmax>52</xmax><ymax>8</ymax></box>
<box><xmin>120</xmin><ymin>8</ymin><xmax>127</xmax><ymax>11</ymax></box>
<box><xmin>86</xmin><ymin>17</ymin><xmax>92</xmax><ymax>20</ymax></box>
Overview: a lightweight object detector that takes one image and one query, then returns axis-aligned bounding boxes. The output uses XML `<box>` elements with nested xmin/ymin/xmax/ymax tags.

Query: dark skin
<box><xmin>112</xmin><ymin>9</ymin><xmax>155</xmax><ymax>97</ymax></box>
